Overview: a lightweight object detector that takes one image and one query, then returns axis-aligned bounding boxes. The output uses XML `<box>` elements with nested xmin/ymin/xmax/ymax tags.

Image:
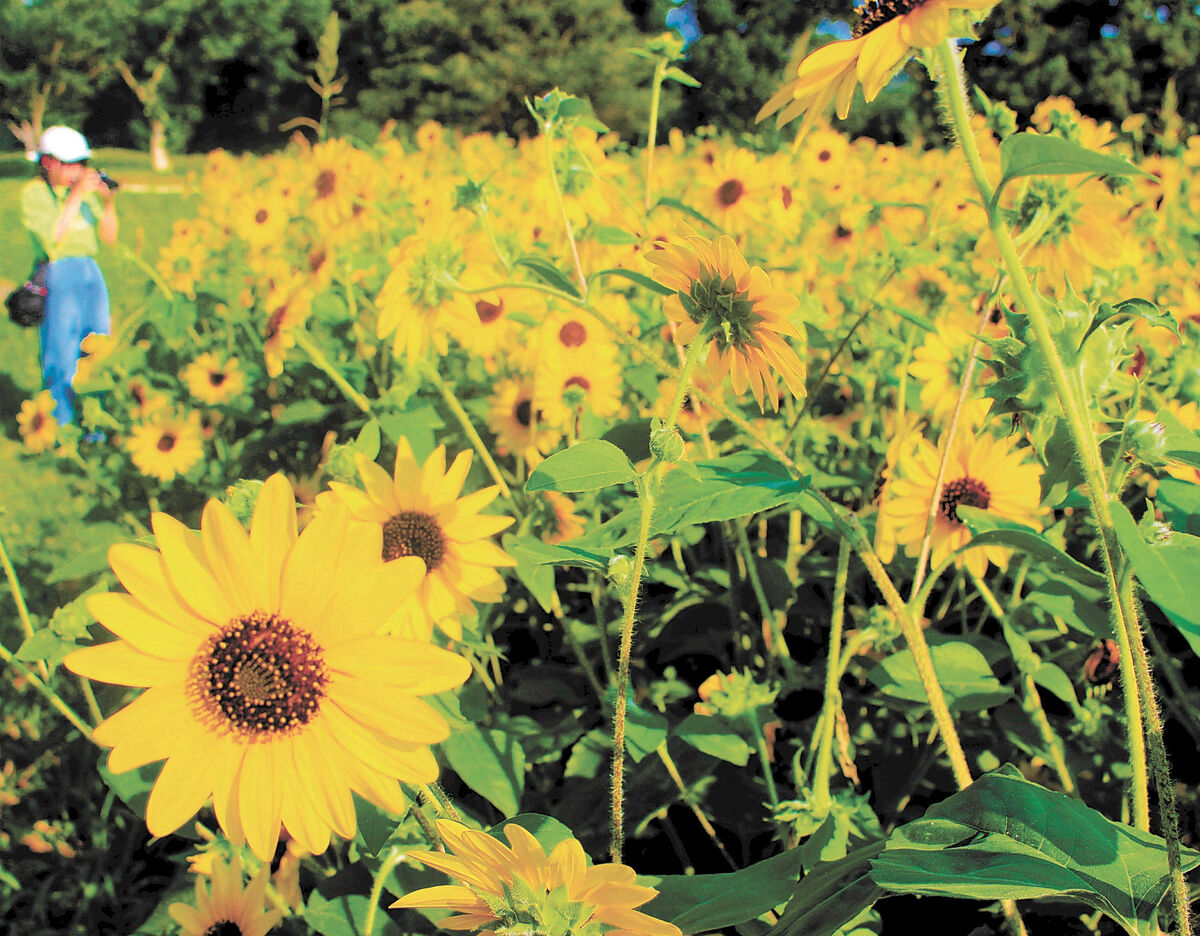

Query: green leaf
<box><xmin>442</xmin><ymin>725</ymin><xmax>525</xmax><ymax>818</ymax></box>
<box><xmin>674</xmin><ymin>713</ymin><xmax>753</xmax><ymax>766</ymax></box>
<box><xmin>1156</xmin><ymin>479</ymin><xmax>1200</xmax><ymax>536</ymax></box>
<box><xmin>1110</xmin><ymin>500</ymin><xmax>1200</xmax><ymax>653</ymax></box>
<box><xmin>525</xmin><ymin>440</ymin><xmax>638</xmax><ymax>493</ymax></box>
<box><xmin>46</xmin><ymin>522</ymin><xmax>128</xmax><ymax>583</ymax></box>
<box><xmin>99</xmin><ymin>758</ymin><xmax>158</xmax><ymax>820</ymax></box>
<box><xmin>353</xmin><ymin>419</ymin><xmax>382</xmax><ymax>460</ymax></box>
<box><xmin>869</xmin><ymin>765</ymin><xmax>1200</xmax><ymax>936</ymax></box>
<box><xmin>490</xmin><ymin>813</ymin><xmax>576</xmax><ymax>855</ymax></box>
<box><xmin>663</xmin><ymin>65</ymin><xmax>701</xmax><ymax>87</ymax></box>
<box><xmin>308</xmin><ymin>866</ymin><xmax>404</xmax><ymax>936</ymax></box>
<box><xmin>997</xmin><ymin>133</ymin><xmax>1145</xmax><ymax>199</ymax></box>
<box><xmin>868</xmin><ymin>640</ymin><xmax>1013</xmax><ymax>712</ymax></box>
<box><xmin>1153</xmin><ymin>408</ymin><xmax>1200</xmax><ymax>469</ymax></box>
<box><xmin>957</xmin><ymin>507</ymin><xmax>1104</xmax><ymax>587</ymax></box>
<box><xmin>502</xmin><ymin>533</ymin><xmax>559</xmax><ymax>612</ymax></box>
<box><xmin>766</xmin><ymin>843</ymin><xmax>887</xmax><ymax>936</ymax></box>
<box><xmin>591</xmin><ymin>225</ymin><xmax>640</xmax><ymax>245</ymax></box>
<box><xmin>592</xmin><ymin>268</ymin><xmax>676</xmax><ymax>297</ymax></box>
<box><xmin>642</xmin><ymin>846</ymin><xmax>806</xmax><ymax>934</ymax></box>
<box><xmin>1084</xmin><ymin>298</ymin><xmax>1178</xmax><ymax>345</ymax></box>
<box><xmin>585</xmin><ymin>451</ymin><xmax>809</xmax><ymax>548</ymax></box>
<box><xmin>353</xmin><ymin>793</ymin><xmax>406</xmax><ymax>858</ymax></box>
<box><xmin>654</xmin><ymin>196</ymin><xmax>722</xmax><ymax>231</ymax></box>
<box><xmin>514</xmin><ymin>254</ymin><xmax>581</xmax><ymax>298</ymax></box>
<box><xmin>275</xmin><ymin>398</ymin><xmax>332</xmax><ymax>425</ymax></box>
<box><xmin>602</xmin><ymin>419</ymin><xmax>654</xmax><ymax>464</ymax></box>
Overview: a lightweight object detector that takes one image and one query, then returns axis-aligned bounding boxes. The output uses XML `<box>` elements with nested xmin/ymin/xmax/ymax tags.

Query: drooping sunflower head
<box><xmin>646</xmin><ymin>224</ymin><xmax>806</xmax><ymax>411</ymax></box>
<box><xmin>392</xmin><ymin>820</ymin><xmax>682</xmax><ymax>936</ymax></box>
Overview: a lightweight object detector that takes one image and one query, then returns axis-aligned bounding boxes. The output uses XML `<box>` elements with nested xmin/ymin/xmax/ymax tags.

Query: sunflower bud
<box><xmin>649</xmin><ymin>419</ymin><xmax>685</xmax><ymax>463</ymax></box>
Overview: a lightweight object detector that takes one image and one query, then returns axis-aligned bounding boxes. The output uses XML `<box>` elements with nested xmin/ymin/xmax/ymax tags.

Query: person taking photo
<box><xmin>21</xmin><ymin>125</ymin><xmax>118</xmax><ymax>427</ymax></box>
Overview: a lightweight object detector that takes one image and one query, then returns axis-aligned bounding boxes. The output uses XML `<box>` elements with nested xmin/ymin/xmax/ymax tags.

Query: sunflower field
<box><xmin>4</xmin><ymin>13</ymin><xmax>1200</xmax><ymax>936</ymax></box>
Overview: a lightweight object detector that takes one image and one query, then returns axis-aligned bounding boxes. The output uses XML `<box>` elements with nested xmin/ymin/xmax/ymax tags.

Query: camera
<box><xmin>96</xmin><ymin>171</ymin><xmax>119</xmax><ymax>191</ymax></box>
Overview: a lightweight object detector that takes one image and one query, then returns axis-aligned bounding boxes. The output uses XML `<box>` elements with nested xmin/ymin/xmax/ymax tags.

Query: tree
<box><xmin>0</xmin><ymin>0</ymin><xmax>110</xmax><ymax>153</ymax></box>
<box><xmin>345</xmin><ymin>0</ymin><xmax>657</xmax><ymax>139</ymax></box>
<box><xmin>93</xmin><ymin>0</ymin><xmax>330</xmax><ymax>165</ymax></box>
<box><xmin>648</xmin><ymin>0</ymin><xmax>844</xmax><ymax>134</ymax></box>
<box><xmin>965</xmin><ymin>0</ymin><xmax>1200</xmax><ymax>138</ymax></box>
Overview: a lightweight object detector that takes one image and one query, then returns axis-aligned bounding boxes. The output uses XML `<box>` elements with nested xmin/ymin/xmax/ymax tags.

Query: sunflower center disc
<box><xmin>716</xmin><ymin>179</ymin><xmax>745</xmax><ymax>207</ymax></box>
<box><xmin>382</xmin><ymin>510</ymin><xmax>447</xmax><ymax>570</ymax></box>
<box><xmin>191</xmin><ymin>611</ymin><xmax>327</xmax><ymax>738</ymax></box>
<box><xmin>157</xmin><ymin>434</ymin><xmax>177</xmax><ymax>453</ymax></box>
<box><xmin>853</xmin><ymin>0</ymin><xmax>924</xmax><ymax>37</ymax></box>
<box><xmin>205</xmin><ymin>921</ymin><xmax>244</xmax><ymax>936</ymax></box>
<box><xmin>938</xmin><ymin>477</ymin><xmax>991</xmax><ymax>524</ymax></box>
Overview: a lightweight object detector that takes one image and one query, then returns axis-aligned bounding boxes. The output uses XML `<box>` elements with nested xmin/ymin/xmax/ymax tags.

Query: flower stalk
<box><xmin>933</xmin><ymin>38</ymin><xmax>1188</xmax><ymax>936</ymax></box>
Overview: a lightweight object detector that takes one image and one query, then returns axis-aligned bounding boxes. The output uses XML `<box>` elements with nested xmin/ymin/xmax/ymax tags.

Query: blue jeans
<box><xmin>39</xmin><ymin>256</ymin><xmax>110</xmax><ymax>425</ymax></box>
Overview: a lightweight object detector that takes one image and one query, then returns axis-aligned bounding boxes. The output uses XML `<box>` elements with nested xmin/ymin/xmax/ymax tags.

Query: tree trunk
<box><xmin>149</xmin><ymin>119</ymin><xmax>171</xmax><ymax>172</ymax></box>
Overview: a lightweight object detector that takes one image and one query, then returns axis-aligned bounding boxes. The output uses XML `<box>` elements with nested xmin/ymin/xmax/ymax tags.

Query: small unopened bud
<box><xmin>1129</xmin><ymin>419</ymin><xmax>1168</xmax><ymax>466</ymax></box>
<box><xmin>650</xmin><ymin>425</ymin><xmax>685</xmax><ymax>463</ymax></box>
<box><xmin>607</xmin><ymin>555</ymin><xmax>633</xmax><ymax>592</ymax></box>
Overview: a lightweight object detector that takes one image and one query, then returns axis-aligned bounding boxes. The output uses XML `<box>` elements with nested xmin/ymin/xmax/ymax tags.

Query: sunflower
<box><xmin>907</xmin><ymin>320</ymin><xmax>994</xmax><ymax>426</ymax></box>
<box><xmin>391</xmin><ymin>819</ymin><xmax>682</xmax><ymax>936</ymax></box>
<box><xmin>697</xmin><ymin>145</ymin><xmax>769</xmax><ymax>236</ymax></box>
<box><xmin>168</xmin><ymin>853</ymin><xmax>282</xmax><ymax>936</ymax></box>
<box><xmin>325</xmin><ymin>440</ymin><xmax>516</xmax><ymax>641</ymax></box>
<box><xmin>17</xmin><ymin>391</ymin><xmax>58</xmax><ymax>453</ymax></box>
<box><xmin>486</xmin><ymin>378</ymin><xmax>560</xmax><ymax>467</ymax></box>
<box><xmin>64</xmin><ymin>474</ymin><xmax>472</xmax><ymax>860</ymax></box>
<box><xmin>183</xmin><ymin>352</ymin><xmax>246</xmax><ymax>406</ymax></box>
<box><xmin>757</xmin><ymin>0</ymin><xmax>997</xmax><ymax>130</ymax></box>
<box><xmin>126</xmin><ymin>411</ymin><xmax>205</xmax><ymax>483</ymax></box>
<box><xmin>646</xmin><ymin>223</ymin><xmax>806</xmax><ymax>412</ymax></box>
<box><xmin>534</xmin><ymin>349</ymin><xmax>625</xmax><ymax>429</ymax></box>
<box><xmin>880</xmin><ymin>429</ymin><xmax>1044</xmax><ymax>578</ymax></box>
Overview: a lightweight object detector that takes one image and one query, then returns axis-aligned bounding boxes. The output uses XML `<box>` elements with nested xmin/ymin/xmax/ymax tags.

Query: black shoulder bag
<box><xmin>7</xmin><ymin>179</ymin><xmax>57</xmax><ymax>327</ymax></box>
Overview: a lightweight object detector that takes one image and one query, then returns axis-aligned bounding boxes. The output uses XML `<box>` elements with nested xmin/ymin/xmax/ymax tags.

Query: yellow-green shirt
<box><xmin>21</xmin><ymin>178</ymin><xmax>102</xmax><ymax>263</ymax></box>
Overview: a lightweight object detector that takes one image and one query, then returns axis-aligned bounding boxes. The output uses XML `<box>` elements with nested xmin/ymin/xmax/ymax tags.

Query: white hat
<box><xmin>37</xmin><ymin>125</ymin><xmax>92</xmax><ymax>163</ymax></box>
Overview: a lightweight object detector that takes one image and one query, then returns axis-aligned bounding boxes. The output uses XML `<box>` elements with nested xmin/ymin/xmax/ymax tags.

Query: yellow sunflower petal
<box><xmin>151</xmin><ymin>513</ymin><xmax>236</xmax><ymax>624</ymax></box>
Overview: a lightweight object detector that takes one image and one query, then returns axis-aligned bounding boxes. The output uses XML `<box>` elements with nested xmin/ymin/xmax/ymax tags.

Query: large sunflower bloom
<box><xmin>758</xmin><ymin>0</ymin><xmax>997</xmax><ymax>128</ymax></box>
<box><xmin>169</xmin><ymin>853</ymin><xmax>282</xmax><ymax>936</ymax></box>
<box><xmin>646</xmin><ymin>224</ymin><xmax>806</xmax><ymax>412</ymax></box>
<box><xmin>391</xmin><ymin>819</ymin><xmax>682</xmax><ymax>936</ymax></box>
<box><xmin>881</xmin><ymin>430</ymin><xmax>1043</xmax><ymax>578</ymax></box>
<box><xmin>325</xmin><ymin>440</ymin><xmax>516</xmax><ymax>641</ymax></box>
<box><xmin>64</xmin><ymin>475</ymin><xmax>472</xmax><ymax>860</ymax></box>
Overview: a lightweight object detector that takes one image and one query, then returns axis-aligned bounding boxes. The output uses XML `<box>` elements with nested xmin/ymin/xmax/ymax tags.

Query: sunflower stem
<box><xmin>733</xmin><ymin>520</ymin><xmax>788</xmax><ymax>665</ymax></box>
<box><xmin>644</xmin><ymin>56</ymin><xmax>668</xmax><ymax>213</ymax></box>
<box><xmin>542</xmin><ymin>124</ymin><xmax>588</xmax><ymax>298</ymax></box>
<box><xmin>363</xmin><ymin>845</ymin><xmax>406</xmax><ymax>936</ymax></box>
<box><xmin>610</xmin><ymin>469</ymin><xmax>657</xmax><ymax>864</ymax></box>
<box><xmin>933</xmin><ymin>37</ymin><xmax>1160</xmax><ymax>829</ymax></box>
<box><xmin>811</xmin><ymin>539</ymin><xmax>851</xmax><ymax>815</ymax></box>
<box><xmin>422</xmin><ymin>362</ymin><xmax>513</xmax><ymax>502</ymax></box>
<box><xmin>291</xmin><ymin>327</ymin><xmax>372</xmax><ymax>414</ymax></box>
<box><xmin>967</xmin><ymin>567</ymin><xmax>1076</xmax><ymax>796</ymax></box>
<box><xmin>0</xmin><ymin>640</ymin><xmax>93</xmax><ymax>738</ymax></box>
<box><xmin>0</xmin><ymin>530</ymin><xmax>37</xmax><ymax>647</ymax></box>
<box><xmin>655</xmin><ymin>743</ymin><xmax>739</xmax><ymax>869</ymax></box>
<box><xmin>907</xmin><ymin>289</ymin><xmax>993</xmax><ymax>603</ymax></box>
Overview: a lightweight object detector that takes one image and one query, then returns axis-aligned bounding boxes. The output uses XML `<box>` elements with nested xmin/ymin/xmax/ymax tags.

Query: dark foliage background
<box><xmin>2</xmin><ymin>0</ymin><xmax>1197</xmax><ymax>153</ymax></box>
